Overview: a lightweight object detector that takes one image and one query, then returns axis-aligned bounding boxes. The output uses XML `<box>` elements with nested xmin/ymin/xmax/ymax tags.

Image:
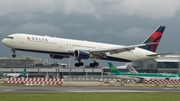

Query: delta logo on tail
<box><xmin>139</xmin><ymin>26</ymin><xmax>165</xmax><ymax>52</ymax></box>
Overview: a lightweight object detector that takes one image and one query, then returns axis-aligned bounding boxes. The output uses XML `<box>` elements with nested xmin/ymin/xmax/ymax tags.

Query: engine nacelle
<box><xmin>74</xmin><ymin>50</ymin><xmax>90</xmax><ymax>59</ymax></box>
<box><xmin>50</xmin><ymin>54</ymin><xmax>69</xmax><ymax>59</ymax></box>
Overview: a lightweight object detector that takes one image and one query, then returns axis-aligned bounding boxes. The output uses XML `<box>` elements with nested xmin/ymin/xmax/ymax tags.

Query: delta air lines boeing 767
<box><xmin>2</xmin><ymin>26</ymin><xmax>172</xmax><ymax>67</ymax></box>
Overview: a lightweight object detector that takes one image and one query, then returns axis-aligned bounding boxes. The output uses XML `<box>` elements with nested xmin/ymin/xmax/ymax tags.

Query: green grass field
<box><xmin>0</xmin><ymin>92</ymin><xmax>179</xmax><ymax>101</ymax></box>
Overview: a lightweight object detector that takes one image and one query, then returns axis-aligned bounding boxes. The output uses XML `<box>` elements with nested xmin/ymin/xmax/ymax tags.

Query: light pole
<box><xmin>68</xmin><ymin>57</ymin><xmax>71</xmax><ymax>68</ymax></box>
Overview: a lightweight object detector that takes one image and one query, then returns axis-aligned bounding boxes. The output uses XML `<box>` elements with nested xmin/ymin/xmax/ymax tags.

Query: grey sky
<box><xmin>0</xmin><ymin>0</ymin><xmax>180</xmax><ymax>67</ymax></box>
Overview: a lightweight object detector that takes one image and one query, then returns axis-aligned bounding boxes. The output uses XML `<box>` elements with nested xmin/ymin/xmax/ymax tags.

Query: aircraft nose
<box><xmin>1</xmin><ymin>38</ymin><xmax>6</xmax><ymax>45</ymax></box>
<box><xmin>2</xmin><ymin>38</ymin><xmax>11</xmax><ymax>47</ymax></box>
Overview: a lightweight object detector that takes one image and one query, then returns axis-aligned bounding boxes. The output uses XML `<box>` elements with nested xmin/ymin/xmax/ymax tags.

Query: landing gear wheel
<box><xmin>89</xmin><ymin>61</ymin><xmax>99</xmax><ymax>67</ymax></box>
<box><xmin>75</xmin><ymin>62</ymin><xmax>84</xmax><ymax>67</ymax></box>
<box><xmin>95</xmin><ymin>62</ymin><xmax>99</xmax><ymax>66</ymax></box>
<box><xmin>12</xmin><ymin>54</ymin><xmax>16</xmax><ymax>58</ymax></box>
<box><xmin>74</xmin><ymin>59</ymin><xmax>84</xmax><ymax>67</ymax></box>
<box><xmin>90</xmin><ymin>63</ymin><xmax>95</xmax><ymax>67</ymax></box>
<box><xmin>79</xmin><ymin>62</ymin><xmax>84</xmax><ymax>66</ymax></box>
<box><xmin>75</xmin><ymin>63</ymin><xmax>80</xmax><ymax>67</ymax></box>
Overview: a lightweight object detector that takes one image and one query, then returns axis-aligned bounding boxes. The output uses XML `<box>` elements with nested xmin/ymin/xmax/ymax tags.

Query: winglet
<box><xmin>139</xmin><ymin>26</ymin><xmax>165</xmax><ymax>52</ymax></box>
<box><xmin>108</xmin><ymin>62</ymin><xmax>120</xmax><ymax>75</ymax></box>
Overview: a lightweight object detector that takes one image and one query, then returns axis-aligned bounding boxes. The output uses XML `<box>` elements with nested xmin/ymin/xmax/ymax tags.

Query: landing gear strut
<box><xmin>89</xmin><ymin>61</ymin><xmax>99</xmax><ymax>67</ymax></box>
<box><xmin>74</xmin><ymin>59</ymin><xmax>84</xmax><ymax>67</ymax></box>
<box><xmin>11</xmin><ymin>49</ymin><xmax>16</xmax><ymax>58</ymax></box>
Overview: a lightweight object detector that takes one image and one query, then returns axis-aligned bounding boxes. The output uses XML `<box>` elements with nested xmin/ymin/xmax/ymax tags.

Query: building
<box><xmin>132</xmin><ymin>55</ymin><xmax>180</xmax><ymax>73</ymax></box>
<box><xmin>0</xmin><ymin>56</ymin><xmax>43</xmax><ymax>68</ymax></box>
<box><xmin>0</xmin><ymin>55</ymin><xmax>180</xmax><ymax>78</ymax></box>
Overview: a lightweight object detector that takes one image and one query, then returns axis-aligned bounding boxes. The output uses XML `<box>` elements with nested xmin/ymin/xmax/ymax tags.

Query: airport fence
<box><xmin>143</xmin><ymin>79</ymin><xmax>180</xmax><ymax>84</ymax></box>
<box><xmin>5</xmin><ymin>77</ymin><xmax>63</xmax><ymax>85</ymax></box>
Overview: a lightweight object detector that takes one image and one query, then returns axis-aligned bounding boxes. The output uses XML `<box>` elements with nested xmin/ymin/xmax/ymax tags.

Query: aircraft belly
<box><xmin>106</xmin><ymin>52</ymin><xmax>139</xmax><ymax>62</ymax></box>
<box><xmin>103</xmin><ymin>51</ymin><xmax>155</xmax><ymax>62</ymax></box>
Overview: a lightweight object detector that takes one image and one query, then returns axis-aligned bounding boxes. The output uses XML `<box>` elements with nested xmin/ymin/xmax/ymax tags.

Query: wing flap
<box><xmin>67</xmin><ymin>43</ymin><xmax>158</xmax><ymax>58</ymax></box>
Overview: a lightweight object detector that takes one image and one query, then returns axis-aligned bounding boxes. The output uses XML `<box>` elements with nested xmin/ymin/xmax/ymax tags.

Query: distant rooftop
<box><xmin>0</xmin><ymin>56</ymin><xmax>43</xmax><ymax>60</ymax></box>
<box><xmin>164</xmin><ymin>55</ymin><xmax>180</xmax><ymax>57</ymax></box>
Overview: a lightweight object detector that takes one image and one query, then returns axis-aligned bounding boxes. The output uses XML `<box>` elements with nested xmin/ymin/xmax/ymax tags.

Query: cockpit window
<box><xmin>6</xmin><ymin>36</ymin><xmax>13</xmax><ymax>39</ymax></box>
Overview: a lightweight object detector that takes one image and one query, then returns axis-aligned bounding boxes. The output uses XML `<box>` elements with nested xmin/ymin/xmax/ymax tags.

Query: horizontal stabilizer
<box><xmin>147</xmin><ymin>52</ymin><xmax>176</xmax><ymax>56</ymax></box>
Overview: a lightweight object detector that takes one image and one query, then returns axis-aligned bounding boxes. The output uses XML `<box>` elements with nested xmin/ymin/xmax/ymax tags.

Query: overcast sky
<box><xmin>1</xmin><ymin>0</ymin><xmax>180</xmax><ymax>67</ymax></box>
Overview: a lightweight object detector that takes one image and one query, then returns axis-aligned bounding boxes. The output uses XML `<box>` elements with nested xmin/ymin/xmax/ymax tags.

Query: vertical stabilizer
<box><xmin>139</xmin><ymin>26</ymin><xmax>165</xmax><ymax>52</ymax></box>
<box><xmin>127</xmin><ymin>65</ymin><xmax>138</xmax><ymax>74</ymax></box>
<box><xmin>108</xmin><ymin>62</ymin><xmax>120</xmax><ymax>75</ymax></box>
<box><xmin>18</xmin><ymin>68</ymin><xmax>26</xmax><ymax>77</ymax></box>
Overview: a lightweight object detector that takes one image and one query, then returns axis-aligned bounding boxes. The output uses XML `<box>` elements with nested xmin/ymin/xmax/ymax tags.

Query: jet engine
<box><xmin>74</xmin><ymin>50</ymin><xmax>90</xmax><ymax>59</ymax></box>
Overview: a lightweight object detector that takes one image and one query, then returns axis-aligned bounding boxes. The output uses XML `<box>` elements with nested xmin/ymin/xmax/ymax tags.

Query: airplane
<box><xmin>6</xmin><ymin>68</ymin><xmax>27</xmax><ymax>77</ymax></box>
<box><xmin>127</xmin><ymin>64</ymin><xmax>180</xmax><ymax>78</ymax></box>
<box><xmin>108</xmin><ymin>62</ymin><xmax>179</xmax><ymax>80</ymax></box>
<box><xmin>2</xmin><ymin>26</ymin><xmax>172</xmax><ymax>67</ymax></box>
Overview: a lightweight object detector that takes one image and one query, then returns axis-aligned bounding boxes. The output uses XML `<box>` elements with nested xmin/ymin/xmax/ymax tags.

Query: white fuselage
<box><xmin>6</xmin><ymin>73</ymin><xmax>21</xmax><ymax>77</ymax></box>
<box><xmin>2</xmin><ymin>33</ymin><xmax>159</xmax><ymax>62</ymax></box>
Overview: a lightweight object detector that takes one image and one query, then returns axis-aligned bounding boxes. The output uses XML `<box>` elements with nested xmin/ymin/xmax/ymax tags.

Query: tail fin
<box><xmin>18</xmin><ymin>68</ymin><xmax>26</xmax><ymax>77</ymax></box>
<box><xmin>0</xmin><ymin>72</ymin><xmax>3</xmax><ymax>76</ymax></box>
<box><xmin>127</xmin><ymin>65</ymin><xmax>138</xmax><ymax>74</ymax></box>
<box><xmin>108</xmin><ymin>62</ymin><xmax>120</xmax><ymax>75</ymax></box>
<box><xmin>139</xmin><ymin>26</ymin><xmax>165</xmax><ymax>52</ymax></box>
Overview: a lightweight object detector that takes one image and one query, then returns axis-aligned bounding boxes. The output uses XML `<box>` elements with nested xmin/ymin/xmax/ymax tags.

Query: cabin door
<box><xmin>59</xmin><ymin>40</ymin><xmax>64</xmax><ymax>48</ymax></box>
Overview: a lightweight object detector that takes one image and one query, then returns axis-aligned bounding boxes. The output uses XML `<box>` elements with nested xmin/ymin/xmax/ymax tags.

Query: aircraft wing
<box><xmin>89</xmin><ymin>43</ymin><xmax>156</xmax><ymax>55</ymax></box>
<box><xmin>67</xmin><ymin>43</ymin><xmax>157</xmax><ymax>58</ymax></box>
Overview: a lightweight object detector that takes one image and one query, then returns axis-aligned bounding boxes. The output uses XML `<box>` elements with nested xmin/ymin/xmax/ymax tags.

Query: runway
<box><xmin>0</xmin><ymin>86</ymin><xmax>180</xmax><ymax>93</ymax></box>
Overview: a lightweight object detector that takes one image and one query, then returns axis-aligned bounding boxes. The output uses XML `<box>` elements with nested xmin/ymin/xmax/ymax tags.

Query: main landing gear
<box><xmin>74</xmin><ymin>59</ymin><xmax>99</xmax><ymax>67</ymax></box>
<box><xmin>89</xmin><ymin>61</ymin><xmax>99</xmax><ymax>67</ymax></box>
<box><xmin>74</xmin><ymin>59</ymin><xmax>84</xmax><ymax>67</ymax></box>
<box><xmin>11</xmin><ymin>49</ymin><xmax>16</xmax><ymax>58</ymax></box>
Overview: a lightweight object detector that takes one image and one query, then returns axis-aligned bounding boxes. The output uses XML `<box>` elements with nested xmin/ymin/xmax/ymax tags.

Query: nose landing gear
<box><xmin>11</xmin><ymin>49</ymin><xmax>16</xmax><ymax>58</ymax></box>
